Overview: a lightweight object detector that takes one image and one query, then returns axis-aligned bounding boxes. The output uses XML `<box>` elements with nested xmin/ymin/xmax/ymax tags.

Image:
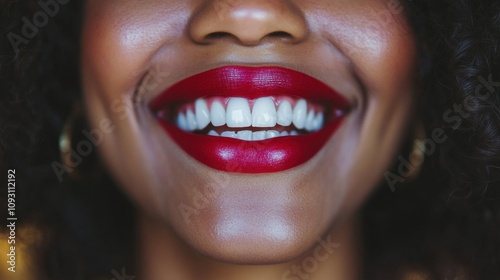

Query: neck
<box><xmin>137</xmin><ymin>212</ymin><xmax>361</xmax><ymax>280</ymax></box>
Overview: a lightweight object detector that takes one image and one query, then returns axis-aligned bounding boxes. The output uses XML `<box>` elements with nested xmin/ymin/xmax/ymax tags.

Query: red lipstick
<box><xmin>150</xmin><ymin>66</ymin><xmax>349</xmax><ymax>173</ymax></box>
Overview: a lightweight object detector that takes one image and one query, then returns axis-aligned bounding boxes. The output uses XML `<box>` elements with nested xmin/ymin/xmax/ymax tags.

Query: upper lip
<box><xmin>149</xmin><ymin>65</ymin><xmax>351</xmax><ymax>112</ymax></box>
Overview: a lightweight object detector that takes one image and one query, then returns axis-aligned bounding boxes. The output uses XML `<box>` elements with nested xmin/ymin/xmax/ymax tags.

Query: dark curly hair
<box><xmin>1</xmin><ymin>0</ymin><xmax>499</xmax><ymax>279</ymax></box>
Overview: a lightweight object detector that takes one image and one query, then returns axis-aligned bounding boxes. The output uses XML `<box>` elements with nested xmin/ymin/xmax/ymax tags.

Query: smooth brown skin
<box><xmin>81</xmin><ymin>0</ymin><xmax>417</xmax><ymax>279</ymax></box>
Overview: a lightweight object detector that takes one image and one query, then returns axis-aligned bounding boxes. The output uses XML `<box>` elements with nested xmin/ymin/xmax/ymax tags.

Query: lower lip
<box><xmin>157</xmin><ymin>118</ymin><xmax>344</xmax><ymax>173</ymax></box>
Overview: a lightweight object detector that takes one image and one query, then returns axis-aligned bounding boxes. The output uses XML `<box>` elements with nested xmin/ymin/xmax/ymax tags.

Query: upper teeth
<box><xmin>175</xmin><ymin>97</ymin><xmax>325</xmax><ymax>133</ymax></box>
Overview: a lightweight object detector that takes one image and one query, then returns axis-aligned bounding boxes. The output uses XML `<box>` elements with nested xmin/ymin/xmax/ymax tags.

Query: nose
<box><xmin>189</xmin><ymin>0</ymin><xmax>308</xmax><ymax>46</ymax></box>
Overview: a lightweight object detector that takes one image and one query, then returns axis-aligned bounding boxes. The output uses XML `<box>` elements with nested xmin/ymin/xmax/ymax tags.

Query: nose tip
<box><xmin>190</xmin><ymin>0</ymin><xmax>308</xmax><ymax>46</ymax></box>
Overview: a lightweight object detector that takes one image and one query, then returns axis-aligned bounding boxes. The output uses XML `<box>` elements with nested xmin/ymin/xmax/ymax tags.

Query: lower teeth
<box><xmin>208</xmin><ymin>130</ymin><xmax>300</xmax><ymax>141</ymax></box>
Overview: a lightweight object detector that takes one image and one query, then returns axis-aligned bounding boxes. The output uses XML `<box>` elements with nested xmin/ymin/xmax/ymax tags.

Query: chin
<box><xmin>179</xmin><ymin>212</ymin><xmax>330</xmax><ymax>265</ymax></box>
<box><xmin>160</xmin><ymin>170</ymin><xmax>341</xmax><ymax>265</ymax></box>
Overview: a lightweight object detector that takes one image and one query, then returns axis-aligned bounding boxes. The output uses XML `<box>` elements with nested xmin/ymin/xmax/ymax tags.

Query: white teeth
<box><xmin>312</xmin><ymin>112</ymin><xmax>324</xmax><ymax>131</ymax></box>
<box><xmin>252</xmin><ymin>131</ymin><xmax>267</xmax><ymax>141</ymax></box>
<box><xmin>226</xmin><ymin>98</ymin><xmax>252</xmax><ymax>128</ymax></box>
<box><xmin>174</xmin><ymin>97</ymin><xmax>330</xmax><ymax>137</ymax></box>
<box><xmin>221</xmin><ymin>131</ymin><xmax>237</xmax><ymax>138</ymax></box>
<box><xmin>292</xmin><ymin>99</ymin><xmax>307</xmax><ymax>129</ymax></box>
<box><xmin>210</xmin><ymin>101</ymin><xmax>226</xmax><ymax>127</ymax></box>
<box><xmin>186</xmin><ymin>109</ymin><xmax>198</xmax><ymax>131</ymax></box>
<box><xmin>237</xmin><ymin>130</ymin><xmax>252</xmax><ymax>141</ymax></box>
<box><xmin>266</xmin><ymin>130</ymin><xmax>280</xmax><ymax>139</ymax></box>
<box><xmin>219</xmin><ymin>130</ymin><xmax>292</xmax><ymax>141</ymax></box>
<box><xmin>177</xmin><ymin>113</ymin><xmax>188</xmax><ymax>131</ymax></box>
<box><xmin>208</xmin><ymin>130</ymin><xmax>219</xmax><ymax>136</ymax></box>
<box><xmin>252</xmin><ymin>97</ymin><xmax>277</xmax><ymax>127</ymax></box>
<box><xmin>195</xmin><ymin>99</ymin><xmax>210</xmax><ymax>130</ymax></box>
<box><xmin>305</xmin><ymin>110</ymin><xmax>316</xmax><ymax>131</ymax></box>
<box><xmin>277</xmin><ymin>100</ymin><xmax>293</xmax><ymax>126</ymax></box>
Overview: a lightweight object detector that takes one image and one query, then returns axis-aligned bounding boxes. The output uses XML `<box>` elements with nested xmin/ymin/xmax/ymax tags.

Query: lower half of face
<box><xmin>82</xmin><ymin>0</ymin><xmax>416</xmax><ymax>263</ymax></box>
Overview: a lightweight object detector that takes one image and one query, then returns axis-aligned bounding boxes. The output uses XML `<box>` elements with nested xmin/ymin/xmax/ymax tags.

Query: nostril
<box><xmin>267</xmin><ymin>31</ymin><xmax>294</xmax><ymax>41</ymax></box>
<box><xmin>189</xmin><ymin>0</ymin><xmax>308</xmax><ymax>46</ymax></box>
<box><xmin>268</xmin><ymin>31</ymin><xmax>292</xmax><ymax>38</ymax></box>
<box><xmin>204</xmin><ymin>32</ymin><xmax>237</xmax><ymax>41</ymax></box>
<box><xmin>203</xmin><ymin>31</ymin><xmax>295</xmax><ymax>45</ymax></box>
<box><xmin>206</xmin><ymin>32</ymin><xmax>229</xmax><ymax>39</ymax></box>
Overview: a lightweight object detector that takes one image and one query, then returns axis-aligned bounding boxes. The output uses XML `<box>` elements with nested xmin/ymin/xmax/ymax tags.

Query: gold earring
<box><xmin>59</xmin><ymin>103</ymin><xmax>83</xmax><ymax>180</ymax></box>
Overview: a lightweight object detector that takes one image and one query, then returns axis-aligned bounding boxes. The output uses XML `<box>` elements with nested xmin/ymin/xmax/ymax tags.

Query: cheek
<box><xmin>315</xmin><ymin>4</ymin><xmax>417</xmax><ymax>213</ymax></box>
<box><xmin>308</xmin><ymin>0</ymin><xmax>415</xmax><ymax>92</ymax></box>
<box><xmin>81</xmin><ymin>2</ymin><xmax>181</xmax><ymax>99</ymax></box>
<box><xmin>80</xmin><ymin>3</ymin><xmax>178</xmax><ymax>215</ymax></box>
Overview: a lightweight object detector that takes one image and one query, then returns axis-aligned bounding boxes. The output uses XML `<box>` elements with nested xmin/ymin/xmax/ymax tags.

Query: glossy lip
<box><xmin>150</xmin><ymin>66</ymin><xmax>350</xmax><ymax>173</ymax></box>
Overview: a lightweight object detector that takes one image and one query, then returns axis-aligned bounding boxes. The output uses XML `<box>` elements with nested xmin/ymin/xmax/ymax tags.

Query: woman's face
<box><xmin>82</xmin><ymin>0</ymin><xmax>416</xmax><ymax>263</ymax></box>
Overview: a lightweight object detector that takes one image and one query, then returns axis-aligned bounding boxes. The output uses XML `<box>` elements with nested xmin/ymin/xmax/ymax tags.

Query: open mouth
<box><xmin>150</xmin><ymin>66</ymin><xmax>350</xmax><ymax>173</ymax></box>
<box><xmin>158</xmin><ymin>96</ymin><xmax>346</xmax><ymax>140</ymax></box>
